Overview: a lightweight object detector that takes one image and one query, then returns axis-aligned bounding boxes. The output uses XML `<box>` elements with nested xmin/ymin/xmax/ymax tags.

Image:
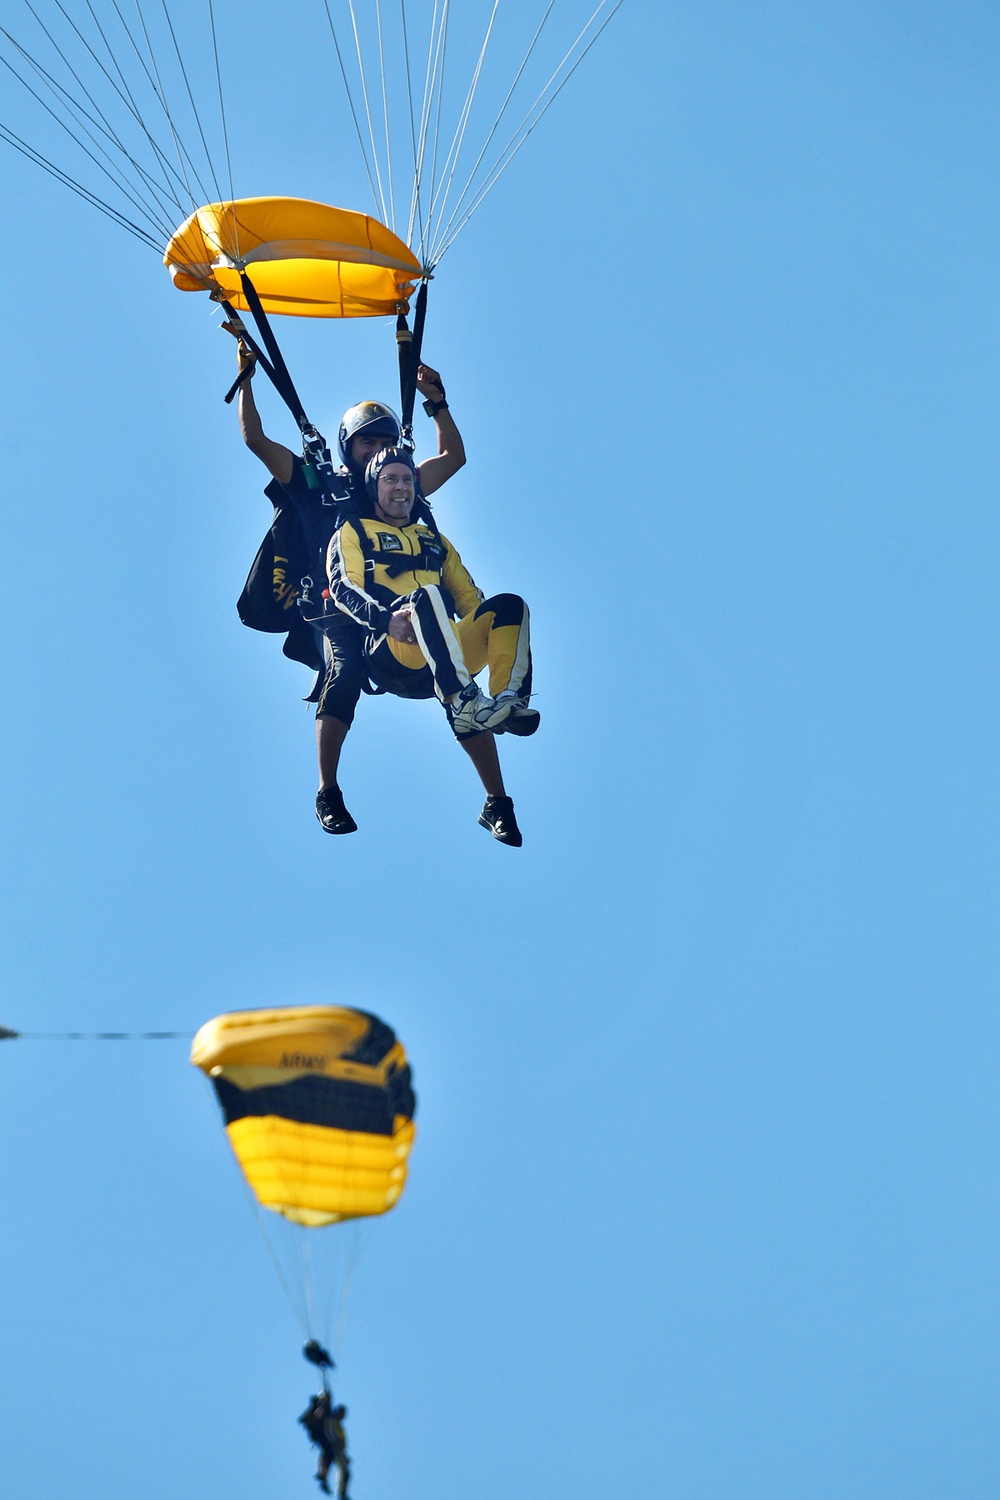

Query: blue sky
<box><xmin>1</xmin><ymin>1</ymin><xmax>999</xmax><ymax>1496</ymax></box>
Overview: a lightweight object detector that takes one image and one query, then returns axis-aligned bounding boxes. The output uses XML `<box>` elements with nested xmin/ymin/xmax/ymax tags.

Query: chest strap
<box><xmin>374</xmin><ymin>547</ymin><xmax>447</xmax><ymax>578</ymax></box>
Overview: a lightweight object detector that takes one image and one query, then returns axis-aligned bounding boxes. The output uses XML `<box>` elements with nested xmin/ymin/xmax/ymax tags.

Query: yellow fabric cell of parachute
<box><xmin>165</xmin><ymin>197</ymin><xmax>422</xmax><ymax>317</ymax></box>
<box><xmin>191</xmin><ymin>1005</ymin><xmax>416</xmax><ymax>1226</ymax></box>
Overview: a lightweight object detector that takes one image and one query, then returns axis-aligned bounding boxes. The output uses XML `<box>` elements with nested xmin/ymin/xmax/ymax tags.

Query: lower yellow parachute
<box><xmin>165</xmin><ymin>197</ymin><xmax>422</xmax><ymax>317</ymax></box>
<box><xmin>191</xmin><ymin>1005</ymin><xmax>416</xmax><ymax>1226</ymax></box>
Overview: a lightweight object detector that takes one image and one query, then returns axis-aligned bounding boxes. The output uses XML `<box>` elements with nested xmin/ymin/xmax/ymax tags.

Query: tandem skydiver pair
<box><xmin>236</xmin><ymin>345</ymin><xmax>538</xmax><ymax>847</ymax></box>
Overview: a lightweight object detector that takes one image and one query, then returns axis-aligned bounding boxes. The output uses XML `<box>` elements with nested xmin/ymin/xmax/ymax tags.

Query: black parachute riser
<box><xmin>237</xmin><ymin>268</ymin><xmax>310</xmax><ymax>435</ymax></box>
<box><xmin>399</xmin><ymin>280</ymin><xmax>429</xmax><ymax>447</ymax></box>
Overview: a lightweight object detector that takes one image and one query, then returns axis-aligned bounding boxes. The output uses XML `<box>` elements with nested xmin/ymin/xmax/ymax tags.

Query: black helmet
<box><xmin>338</xmin><ymin>400</ymin><xmax>401</xmax><ymax>467</ymax></box>
<box><xmin>365</xmin><ymin>446</ymin><xmax>417</xmax><ymax>505</ymax></box>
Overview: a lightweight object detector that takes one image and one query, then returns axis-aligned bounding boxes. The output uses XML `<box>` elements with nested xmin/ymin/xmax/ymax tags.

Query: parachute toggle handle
<box><xmin>304</xmin><ymin>1340</ymin><xmax>335</xmax><ymax>1370</ymax></box>
<box><xmin>215</xmin><ymin>297</ymin><xmax>279</xmax><ymax>407</ymax></box>
<box><xmin>0</xmin><ymin>1025</ymin><xmax>19</xmax><ymax>1040</ymax></box>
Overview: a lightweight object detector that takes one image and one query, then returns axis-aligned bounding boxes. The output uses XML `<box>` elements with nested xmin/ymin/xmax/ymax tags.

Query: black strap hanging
<box><xmin>397</xmin><ymin>281</ymin><xmax>428</xmax><ymax>449</ymax></box>
<box><xmin>217</xmin><ymin>273</ymin><xmax>338</xmax><ymax>491</ymax></box>
<box><xmin>237</xmin><ymin>270</ymin><xmax>311</xmax><ymax>434</ymax></box>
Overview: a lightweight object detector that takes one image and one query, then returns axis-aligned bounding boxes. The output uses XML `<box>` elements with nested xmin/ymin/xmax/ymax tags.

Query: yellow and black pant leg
<box><xmin>409</xmin><ymin>585</ymin><xmax>473</xmax><ymax>700</ymax></box>
<box><xmin>456</xmin><ymin>593</ymin><xmax>532</xmax><ymax>698</ymax></box>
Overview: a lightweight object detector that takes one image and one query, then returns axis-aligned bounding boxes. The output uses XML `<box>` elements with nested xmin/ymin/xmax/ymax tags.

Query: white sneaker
<box><xmin>492</xmin><ymin>690</ymin><xmax>540</xmax><ymax>737</ymax></box>
<box><xmin>446</xmin><ymin>682</ymin><xmax>513</xmax><ymax>737</ymax></box>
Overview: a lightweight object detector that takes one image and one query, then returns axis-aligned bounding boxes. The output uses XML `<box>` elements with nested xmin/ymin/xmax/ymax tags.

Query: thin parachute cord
<box><xmin>431</xmin><ymin>0</ymin><xmax>625</xmax><ymax>264</ymax></box>
<box><xmin>332</xmin><ymin>1222</ymin><xmax>371</xmax><ymax>1361</ymax></box>
<box><xmin>411</xmin><ymin>0</ymin><xmax>448</xmax><ymax>266</ymax></box>
<box><xmin>207</xmin><ymin>0</ymin><xmax>237</xmax><ymax>259</ymax></box>
<box><xmin>18</xmin><ymin>0</ymin><xmax>184</xmax><ymax>228</ymax></box>
<box><xmin>251</xmin><ymin>1198</ymin><xmax>311</xmax><ymax>1340</ymax></box>
<box><xmin>423</xmin><ymin>0</ymin><xmax>451</xmax><ymax>254</ymax></box>
<box><xmin>423</xmin><ymin>0</ymin><xmax>500</xmax><ymax>253</ymax></box>
<box><xmin>104</xmin><ymin>0</ymin><xmax>198</xmax><ymax>208</ymax></box>
<box><xmin>406</xmin><ymin>0</ymin><xmax>439</xmax><ymax>249</ymax></box>
<box><xmin>321</xmin><ymin>0</ymin><xmax>382</xmax><ymax>220</ymax></box>
<box><xmin>82</xmin><ymin>0</ymin><xmax>193</xmax><ymax>223</ymax></box>
<box><xmin>5</xmin><ymin>1028</ymin><xmax>194</xmax><ymax>1039</ymax></box>
<box><xmin>49</xmin><ymin>0</ymin><xmax>187</xmax><ymax>217</ymax></box>
<box><xmin>399</xmin><ymin>0</ymin><xmax>425</xmax><ymax>252</ymax></box>
<box><xmin>345</xmin><ymin>0</ymin><xmax>389</xmax><ymax>226</ymax></box>
<box><xmin>156</xmin><ymin>0</ymin><xmax>226</xmax><ymax>209</ymax></box>
<box><xmin>0</xmin><ymin>122</ymin><xmax>161</xmax><ymax>247</ymax></box>
<box><xmin>0</xmin><ymin>41</ymin><xmax>175</xmax><ymax>243</ymax></box>
<box><xmin>301</xmin><ymin>1222</ymin><xmax>321</xmax><ymax>1339</ymax></box>
<box><xmin>430</xmin><ymin>0</ymin><xmax>555</xmax><ymax>257</ymax></box>
<box><xmin>129</xmin><ymin>0</ymin><xmax>211</xmax><ymax>216</ymax></box>
<box><xmin>374</xmin><ymin>0</ymin><xmax>395</xmax><ymax>232</ymax></box>
<box><xmin>2</xmin><ymin>15</ymin><xmax>180</xmax><ymax>238</ymax></box>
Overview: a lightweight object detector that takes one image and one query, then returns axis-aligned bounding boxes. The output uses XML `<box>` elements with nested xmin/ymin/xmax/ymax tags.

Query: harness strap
<box><xmin>377</xmin><ymin>548</ymin><xmax>446</xmax><ymax>577</ymax></box>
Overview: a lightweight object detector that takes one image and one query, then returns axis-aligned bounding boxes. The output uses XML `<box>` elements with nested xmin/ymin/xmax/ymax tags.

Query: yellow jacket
<box><xmin>326</xmin><ymin>516</ymin><xmax>483</xmax><ymax>635</ymax></box>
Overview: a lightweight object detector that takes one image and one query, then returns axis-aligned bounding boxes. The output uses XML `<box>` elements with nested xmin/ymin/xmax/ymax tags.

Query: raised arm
<box><xmin>236</xmin><ymin>343</ymin><xmax>295</xmax><ymax>486</ymax></box>
<box><xmin>414</xmin><ymin>364</ymin><xmax>466</xmax><ymax>496</ymax></box>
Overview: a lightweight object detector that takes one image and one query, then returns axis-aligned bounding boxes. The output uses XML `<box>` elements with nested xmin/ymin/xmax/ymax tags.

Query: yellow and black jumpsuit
<box><xmin>325</xmin><ymin>516</ymin><xmax>532</xmax><ymax>715</ymax></box>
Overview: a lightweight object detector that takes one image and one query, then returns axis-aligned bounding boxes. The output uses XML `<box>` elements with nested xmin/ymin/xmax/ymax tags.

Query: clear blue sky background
<box><xmin>1</xmin><ymin>2</ymin><xmax>998</xmax><ymax>1496</ymax></box>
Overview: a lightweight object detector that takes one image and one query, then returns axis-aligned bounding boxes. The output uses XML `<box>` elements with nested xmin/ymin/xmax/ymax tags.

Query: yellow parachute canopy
<box><xmin>164</xmin><ymin>197</ymin><xmax>422</xmax><ymax>317</ymax></box>
<box><xmin>191</xmin><ymin>1005</ymin><xmax>416</xmax><ymax>1226</ymax></box>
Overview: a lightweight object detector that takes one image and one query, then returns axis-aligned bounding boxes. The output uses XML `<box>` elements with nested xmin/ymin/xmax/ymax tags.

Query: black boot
<box><xmin>316</xmin><ymin>786</ymin><xmax>358</xmax><ymax>835</ymax></box>
<box><xmin>477</xmin><ymin>795</ymin><xmax>522</xmax><ymax>846</ymax></box>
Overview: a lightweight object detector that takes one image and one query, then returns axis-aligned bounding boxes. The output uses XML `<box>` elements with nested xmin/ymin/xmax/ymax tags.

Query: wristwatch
<box><xmin>423</xmin><ymin>395</ymin><xmax>449</xmax><ymax>417</ymax></box>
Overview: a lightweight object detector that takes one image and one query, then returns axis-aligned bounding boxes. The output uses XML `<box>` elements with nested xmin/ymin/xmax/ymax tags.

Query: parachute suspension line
<box><xmin>250</xmin><ymin>1198</ymin><xmax>312</xmax><ymax>1341</ymax></box>
<box><xmin>206</xmin><ymin>0</ymin><xmax>237</xmax><ymax>255</ymax></box>
<box><xmin>374</xmin><ymin>0</ymin><xmax>395</xmax><ymax>233</ymax></box>
<box><xmin>428</xmin><ymin>0</ymin><xmax>555</xmax><ymax>264</ymax></box>
<box><xmin>0</xmin><ymin>28</ymin><xmax>178</xmax><ymax>244</ymax></box>
<box><xmin>332</xmin><ymin>1222</ymin><xmax>370</xmax><ymax>1361</ymax></box>
<box><xmin>9</xmin><ymin>4</ymin><xmax>179</xmax><ymax>236</ymax></box>
<box><xmin>80</xmin><ymin>2</ymin><xmax>198</xmax><ymax>232</ymax></box>
<box><xmin>102</xmin><ymin>0</ymin><xmax>205</xmax><ymax>212</ymax></box>
<box><xmin>321</xmin><ymin>0</ymin><xmax>382</xmax><ymax>221</ymax></box>
<box><xmin>44</xmin><ymin>0</ymin><xmax>187</xmax><ymax>225</ymax></box>
<box><xmin>423</xmin><ymin>0</ymin><xmax>451</xmax><ymax>261</ymax></box>
<box><xmin>399</xmin><ymin>0</ymin><xmax>426</xmax><ymax>255</ymax></box>
<box><xmin>344</xmin><ymin>0</ymin><xmax>389</xmax><ymax>227</ymax></box>
<box><xmin>0</xmin><ymin>1028</ymin><xmax>194</xmax><ymax>1039</ymax></box>
<box><xmin>430</xmin><ymin>0</ymin><xmax>625</xmax><ymax>264</ymax></box>
<box><xmin>422</xmin><ymin>0</ymin><xmax>500</xmax><ymax>257</ymax></box>
<box><xmin>154</xmin><ymin>0</ymin><xmax>227</xmax><ymax>211</ymax></box>
<box><xmin>128</xmin><ymin>0</ymin><xmax>213</xmax><ymax>219</ymax></box>
<box><xmin>301</xmin><ymin>1222</ymin><xmax>323</xmax><ymax>1343</ymax></box>
<box><xmin>410</xmin><ymin>0</ymin><xmax>448</xmax><ymax>266</ymax></box>
<box><xmin>0</xmin><ymin>115</ymin><xmax>162</xmax><ymax>250</ymax></box>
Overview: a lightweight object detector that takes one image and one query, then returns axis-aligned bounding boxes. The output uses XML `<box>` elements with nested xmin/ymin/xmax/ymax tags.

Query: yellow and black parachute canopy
<box><xmin>191</xmin><ymin>1005</ymin><xmax>416</xmax><ymax>1227</ymax></box>
<box><xmin>164</xmin><ymin>197</ymin><xmax>423</xmax><ymax>318</ymax></box>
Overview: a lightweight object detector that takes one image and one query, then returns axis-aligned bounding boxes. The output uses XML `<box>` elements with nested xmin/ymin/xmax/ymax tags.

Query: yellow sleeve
<box><xmin>328</xmin><ymin>520</ymin><xmax>392</xmax><ymax>632</ymax></box>
<box><xmin>327</xmin><ymin>519</ymin><xmax>365</xmax><ymax>589</ymax></box>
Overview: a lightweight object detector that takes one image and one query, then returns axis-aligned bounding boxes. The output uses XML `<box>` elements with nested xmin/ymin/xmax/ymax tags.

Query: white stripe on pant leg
<box><xmin>411</xmin><ymin>585</ymin><xmax>471</xmax><ymax>699</ymax></box>
<box><xmin>507</xmin><ymin>602</ymin><xmax>532</xmax><ymax>694</ymax></box>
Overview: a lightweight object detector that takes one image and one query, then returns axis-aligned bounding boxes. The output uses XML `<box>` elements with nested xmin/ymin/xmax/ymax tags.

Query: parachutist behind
<box><xmin>235</xmin><ymin>340</ymin><xmax>466</xmax><ymax>836</ymax></box>
<box><xmin>299</xmin><ymin>1388</ymin><xmax>351</xmax><ymax>1498</ymax></box>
